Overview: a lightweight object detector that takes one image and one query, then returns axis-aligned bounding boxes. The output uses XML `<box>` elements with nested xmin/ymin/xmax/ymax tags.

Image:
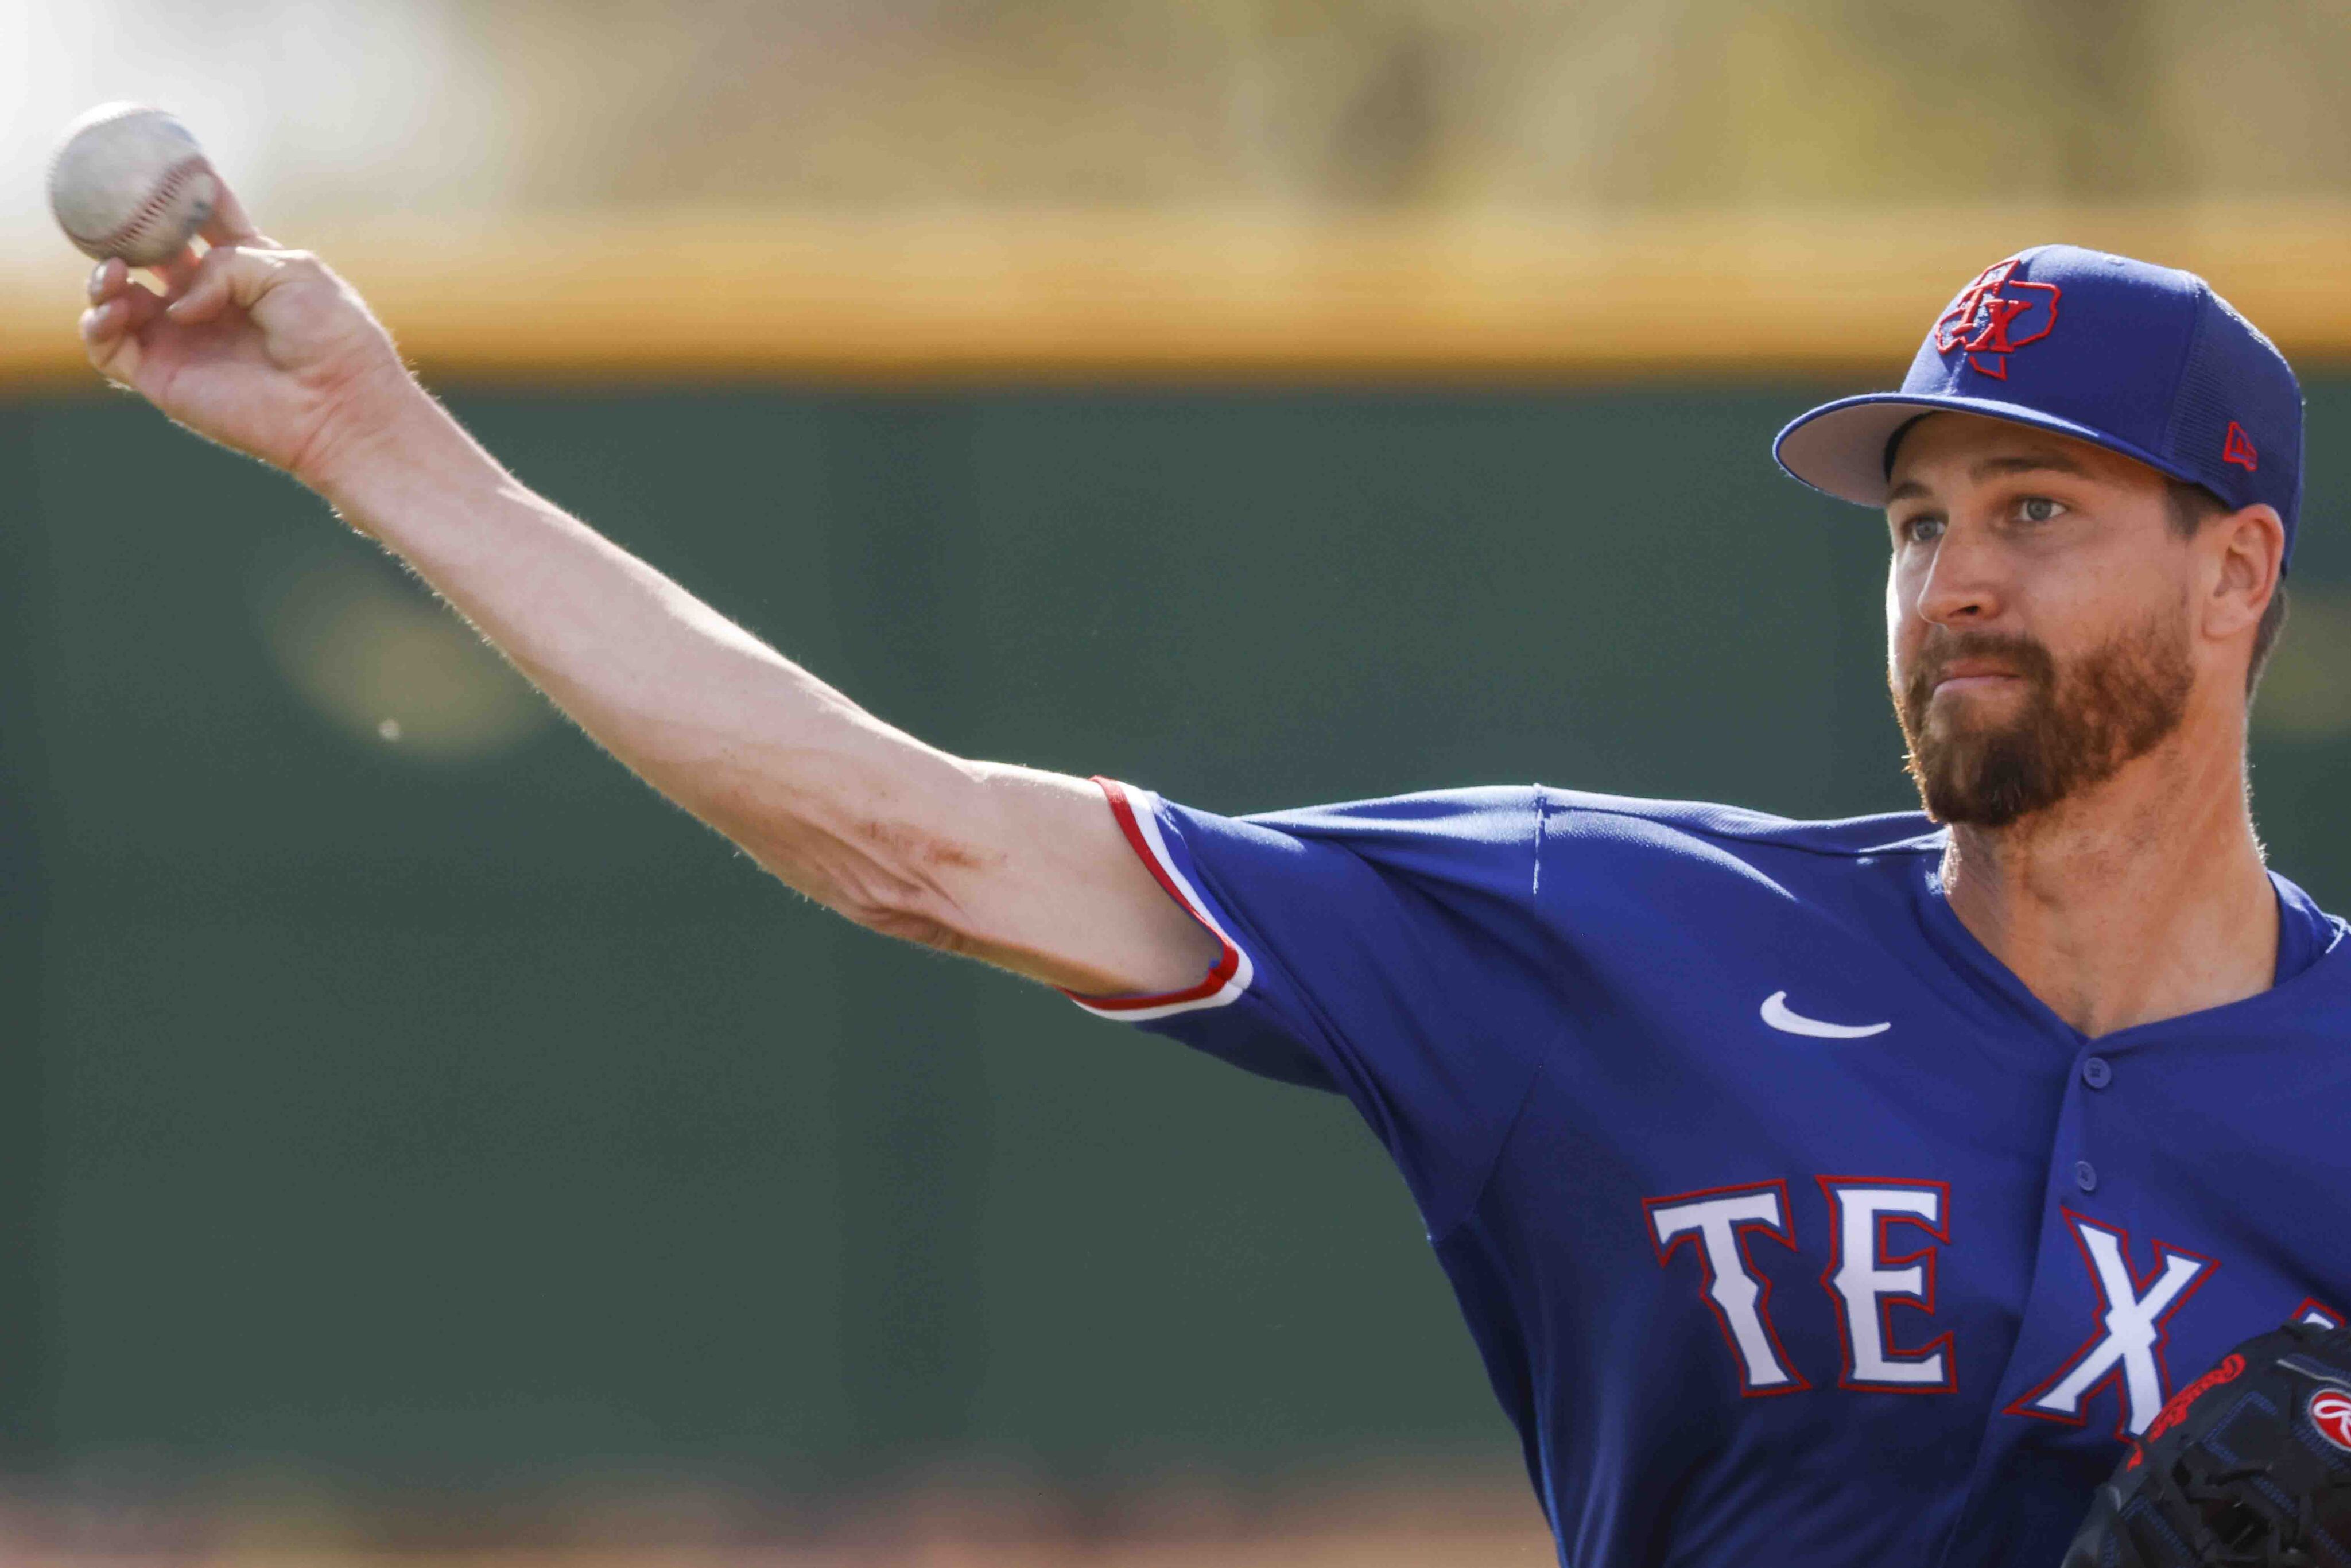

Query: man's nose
<box><xmin>1913</xmin><ymin>525</ymin><xmax>2005</xmax><ymax>626</ymax></box>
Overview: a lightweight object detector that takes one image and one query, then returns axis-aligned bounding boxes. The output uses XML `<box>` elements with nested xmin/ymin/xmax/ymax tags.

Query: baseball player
<box><xmin>78</xmin><ymin>192</ymin><xmax>2342</xmax><ymax>1566</ymax></box>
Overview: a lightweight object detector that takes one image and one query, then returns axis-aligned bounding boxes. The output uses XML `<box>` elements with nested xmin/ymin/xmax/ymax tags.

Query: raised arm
<box><xmin>77</xmin><ymin>189</ymin><xmax>1217</xmax><ymax>998</ymax></box>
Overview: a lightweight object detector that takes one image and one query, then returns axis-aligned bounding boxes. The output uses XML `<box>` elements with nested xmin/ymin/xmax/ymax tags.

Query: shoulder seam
<box><xmin>1540</xmin><ymin>795</ymin><xmax>1943</xmax><ymax>863</ymax></box>
<box><xmin>1530</xmin><ymin>783</ymin><xmax>1546</xmax><ymax>897</ymax></box>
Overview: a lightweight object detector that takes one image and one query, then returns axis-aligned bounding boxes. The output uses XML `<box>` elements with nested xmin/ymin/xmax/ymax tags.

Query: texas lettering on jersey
<box><xmin>1648</xmin><ymin>1177</ymin><xmax>2345</xmax><ymax>1435</ymax></box>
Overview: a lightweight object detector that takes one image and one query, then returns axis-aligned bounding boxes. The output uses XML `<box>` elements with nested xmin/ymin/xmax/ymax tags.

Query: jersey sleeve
<box><xmin>1064</xmin><ymin>778</ymin><xmax>1556</xmax><ymax>1235</ymax></box>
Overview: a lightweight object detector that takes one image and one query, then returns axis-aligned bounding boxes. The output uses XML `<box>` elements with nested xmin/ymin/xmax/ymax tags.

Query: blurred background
<box><xmin>5</xmin><ymin>1</ymin><xmax>2351</xmax><ymax>1563</ymax></box>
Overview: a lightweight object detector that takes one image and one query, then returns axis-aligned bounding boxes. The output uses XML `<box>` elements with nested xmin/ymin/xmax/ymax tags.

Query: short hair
<box><xmin>2166</xmin><ymin>479</ymin><xmax>2288</xmax><ymax>697</ymax></box>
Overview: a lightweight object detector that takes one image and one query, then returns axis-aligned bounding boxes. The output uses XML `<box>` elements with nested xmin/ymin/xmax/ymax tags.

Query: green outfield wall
<box><xmin>3</xmin><ymin>384</ymin><xmax>2348</xmax><ymax>1487</ymax></box>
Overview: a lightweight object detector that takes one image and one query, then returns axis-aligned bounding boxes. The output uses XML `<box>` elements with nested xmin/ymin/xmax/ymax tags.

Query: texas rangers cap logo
<box><xmin>2310</xmin><ymin>1388</ymin><xmax>2351</xmax><ymax>1451</ymax></box>
<box><xmin>1932</xmin><ymin>258</ymin><xmax>2062</xmax><ymax>381</ymax></box>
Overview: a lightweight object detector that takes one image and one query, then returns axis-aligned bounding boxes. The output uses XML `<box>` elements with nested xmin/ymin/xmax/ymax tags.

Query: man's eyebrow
<box><xmin>1969</xmin><ymin>451</ymin><xmax>2093</xmax><ymax>481</ymax></box>
<box><xmin>1884</xmin><ymin>451</ymin><xmax>2094</xmax><ymax>505</ymax></box>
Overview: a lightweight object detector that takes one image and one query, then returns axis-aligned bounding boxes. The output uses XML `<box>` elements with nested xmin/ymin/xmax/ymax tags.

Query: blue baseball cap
<box><xmin>1774</xmin><ymin>244</ymin><xmax>2306</xmax><ymax>566</ymax></box>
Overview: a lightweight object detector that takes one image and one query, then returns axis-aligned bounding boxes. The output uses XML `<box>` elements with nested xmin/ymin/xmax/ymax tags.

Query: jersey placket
<box><xmin>1910</xmin><ymin>870</ymin><xmax>2120</xmax><ymax>1565</ymax></box>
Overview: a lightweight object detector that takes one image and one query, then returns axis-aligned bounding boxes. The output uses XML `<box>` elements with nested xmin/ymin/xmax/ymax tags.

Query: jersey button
<box><xmin>2082</xmin><ymin>1056</ymin><xmax>2112</xmax><ymax>1088</ymax></box>
<box><xmin>2074</xmin><ymin>1159</ymin><xmax>2098</xmax><ymax>1193</ymax></box>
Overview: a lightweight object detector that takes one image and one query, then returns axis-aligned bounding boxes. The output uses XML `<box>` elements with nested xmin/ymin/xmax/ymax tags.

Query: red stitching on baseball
<box><xmin>88</xmin><ymin>155</ymin><xmax>210</xmax><ymax>255</ymax></box>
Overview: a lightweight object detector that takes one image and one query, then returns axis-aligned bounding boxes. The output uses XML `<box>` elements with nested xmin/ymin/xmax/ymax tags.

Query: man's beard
<box><xmin>1892</xmin><ymin>609</ymin><xmax>2195</xmax><ymax>828</ymax></box>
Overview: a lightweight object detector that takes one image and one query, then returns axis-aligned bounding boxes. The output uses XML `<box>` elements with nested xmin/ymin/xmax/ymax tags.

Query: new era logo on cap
<box><xmin>1772</xmin><ymin>244</ymin><xmax>2306</xmax><ymax>567</ymax></box>
<box><xmin>2225</xmin><ymin>421</ymin><xmax>2259</xmax><ymax>471</ymax></box>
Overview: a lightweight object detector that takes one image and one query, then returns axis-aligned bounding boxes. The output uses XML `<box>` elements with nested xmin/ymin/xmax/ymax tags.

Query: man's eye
<box><xmin>1902</xmin><ymin>515</ymin><xmax>1946</xmax><ymax>544</ymax></box>
<box><xmin>2019</xmin><ymin>496</ymin><xmax>2064</xmax><ymax>523</ymax></box>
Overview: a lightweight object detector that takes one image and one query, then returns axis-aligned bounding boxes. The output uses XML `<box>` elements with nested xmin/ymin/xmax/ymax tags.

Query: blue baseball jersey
<box><xmin>1066</xmin><ymin>779</ymin><xmax>2351</xmax><ymax>1567</ymax></box>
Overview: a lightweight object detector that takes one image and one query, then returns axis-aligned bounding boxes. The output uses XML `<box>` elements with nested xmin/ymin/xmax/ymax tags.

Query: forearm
<box><xmin>305</xmin><ymin>390</ymin><xmax>1211</xmax><ymax>992</ymax></box>
<box><xmin>312</xmin><ymin>392</ymin><xmax>991</xmax><ymax>915</ymax></box>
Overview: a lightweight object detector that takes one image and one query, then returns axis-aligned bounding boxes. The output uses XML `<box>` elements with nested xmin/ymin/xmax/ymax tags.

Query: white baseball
<box><xmin>47</xmin><ymin>102</ymin><xmax>219</xmax><ymax>267</ymax></box>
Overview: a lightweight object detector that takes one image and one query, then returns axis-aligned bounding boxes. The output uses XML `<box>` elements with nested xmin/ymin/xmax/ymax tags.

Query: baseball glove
<box><xmin>2063</xmin><ymin>1319</ymin><xmax>2351</xmax><ymax>1566</ymax></box>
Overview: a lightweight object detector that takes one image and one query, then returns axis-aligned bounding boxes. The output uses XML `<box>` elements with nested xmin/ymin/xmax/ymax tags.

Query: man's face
<box><xmin>1883</xmin><ymin>413</ymin><xmax>2201</xmax><ymax>827</ymax></box>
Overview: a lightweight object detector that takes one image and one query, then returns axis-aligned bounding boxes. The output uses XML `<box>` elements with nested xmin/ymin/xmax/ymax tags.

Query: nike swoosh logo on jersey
<box><xmin>1759</xmin><ymin>990</ymin><xmax>1891</xmax><ymax>1039</ymax></box>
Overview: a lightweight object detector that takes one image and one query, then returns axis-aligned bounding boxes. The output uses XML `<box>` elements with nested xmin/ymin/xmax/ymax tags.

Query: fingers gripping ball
<box><xmin>2064</xmin><ymin>1321</ymin><xmax>2351</xmax><ymax>1566</ymax></box>
<box><xmin>48</xmin><ymin>103</ymin><xmax>218</xmax><ymax>267</ymax></box>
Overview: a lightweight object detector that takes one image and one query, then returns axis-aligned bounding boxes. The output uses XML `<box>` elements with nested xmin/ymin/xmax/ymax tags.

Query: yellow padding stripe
<box><xmin>8</xmin><ymin>204</ymin><xmax>2351</xmax><ymax>387</ymax></box>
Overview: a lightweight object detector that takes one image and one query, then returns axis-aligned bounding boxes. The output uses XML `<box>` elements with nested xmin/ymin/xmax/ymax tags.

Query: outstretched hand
<box><xmin>78</xmin><ymin>177</ymin><xmax>424</xmax><ymax>493</ymax></box>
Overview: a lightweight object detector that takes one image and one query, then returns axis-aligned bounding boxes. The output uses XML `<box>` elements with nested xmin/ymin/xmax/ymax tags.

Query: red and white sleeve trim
<box><xmin>1061</xmin><ymin>777</ymin><xmax>1255</xmax><ymax>1022</ymax></box>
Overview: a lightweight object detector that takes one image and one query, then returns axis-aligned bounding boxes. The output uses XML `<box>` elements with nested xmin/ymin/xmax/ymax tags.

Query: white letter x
<box><xmin>2020</xmin><ymin>1215</ymin><xmax>2214</xmax><ymax>1435</ymax></box>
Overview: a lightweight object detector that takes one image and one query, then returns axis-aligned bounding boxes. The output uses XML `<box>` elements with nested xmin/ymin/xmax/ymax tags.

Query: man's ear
<box><xmin>2205</xmin><ymin>503</ymin><xmax>2286</xmax><ymax>641</ymax></box>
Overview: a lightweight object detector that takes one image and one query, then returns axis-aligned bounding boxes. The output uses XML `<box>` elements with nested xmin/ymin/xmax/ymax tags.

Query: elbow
<box><xmin>702</xmin><ymin>771</ymin><xmax>1003</xmax><ymax>954</ymax></box>
<box><xmin>828</xmin><ymin>875</ymin><xmax>998</xmax><ymax>960</ymax></box>
<box><xmin>843</xmin><ymin>899</ymin><xmax>979</xmax><ymax>954</ymax></box>
<box><xmin>743</xmin><ymin>824</ymin><xmax>988</xmax><ymax>956</ymax></box>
